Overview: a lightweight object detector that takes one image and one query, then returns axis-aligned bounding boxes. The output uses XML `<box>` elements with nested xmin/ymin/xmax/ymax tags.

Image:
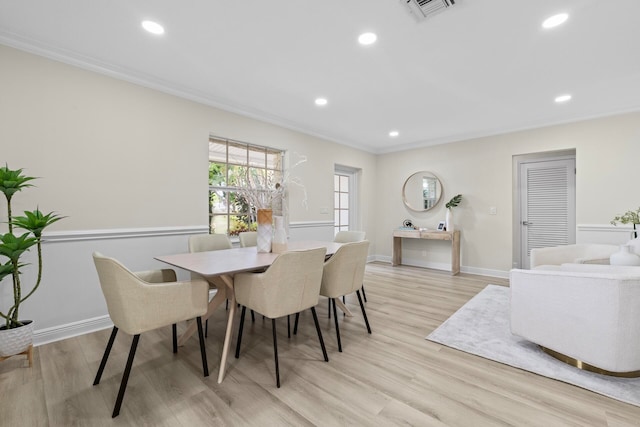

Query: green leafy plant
<box><xmin>0</xmin><ymin>165</ymin><xmax>63</xmax><ymax>329</ymax></box>
<box><xmin>446</xmin><ymin>194</ymin><xmax>462</xmax><ymax>209</ymax></box>
<box><xmin>610</xmin><ymin>207</ymin><xmax>640</xmax><ymax>226</ymax></box>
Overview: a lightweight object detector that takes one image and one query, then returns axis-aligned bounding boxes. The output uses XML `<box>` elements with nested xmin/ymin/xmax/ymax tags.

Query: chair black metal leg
<box><xmin>361</xmin><ymin>284</ymin><xmax>367</xmax><ymax>302</ymax></box>
<box><xmin>287</xmin><ymin>315</ymin><xmax>291</xmax><ymax>338</ymax></box>
<box><xmin>235</xmin><ymin>306</ymin><xmax>247</xmax><ymax>359</ymax></box>
<box><xmin>172</xmin><ymin>324</ymin><xmax>177</xmax><ymax>353</ymax></box>
<box><xmin>196</xmin><ymin>317</ymin><xmax>209</xmax><ymax>377</ymax></box>
<box><xmin>310</xmin><ymin>307</ymin><xmax>329</xmax><ymax>362</ymax></box>
<box><xmin>331</xmin><ymin>298</ymin><xmax>342</xmax><ymax>352</ymax></box>
<box><xmin>251</xmin><ymin>309</ymin><xmax>255</xmax><ymax>322</ymax></box>
<box><xmin>205</xmin><ymin>319</ymin><xmax>208</xmax><ymax>338</ymax></box>
<box><xmin>293</xmin><ymin>312</ymin><xmax>300</xmax><ymax>335</ymax></box>
<box><xmin>272</xmin><ymin>318</ymin><xmax>280</xmax><ymax>388</ymax></box>
<box><xmin>112</xmin><ymin>334</ymin><xmax>140</xmax><ymax>418</ymax></box>
<box><xmin>93</xmin><ymin>326</ymin><xmax>118</xmax><ymax>386</ymax></box>
<box><xmin>356</xmin><ymin>290</ymin><xmax>372</xmax><ymax>334</ymax></box>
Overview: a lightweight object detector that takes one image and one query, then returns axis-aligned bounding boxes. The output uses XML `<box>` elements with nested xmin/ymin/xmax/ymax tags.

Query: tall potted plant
<box><xmin>0</xmin><ymin>165</ymin><xmax>63</xmax><ymax>360</ymax></box>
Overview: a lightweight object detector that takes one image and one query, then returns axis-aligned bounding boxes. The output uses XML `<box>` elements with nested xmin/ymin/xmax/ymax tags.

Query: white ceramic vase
<box><xmin>256</xmin><ymin>209</ymin><xmax>272</xmax><ymax>253</ymax></box>
<box><xmin>445</xmin><ymin>208</ymin><xmax>454</xmax><ymax>232</ymax></box>
<box><xmin>272</xmin><ymin>215</ymin><xmax>288</xmax><ymax>254</ymax></box>
<box><xmin>627</xmin><ymin>236</ymin><xmax>640</xmax><ymax>256</ymax></box>
<box><xmin>0</xmin><ymin>320</ymin><xmax>34</xmax><ymax>357</ymax></box>
<box><xmin>610</xmin><ymin>244</ymin><xmax>640</xmax><ymax>266</ymax></box>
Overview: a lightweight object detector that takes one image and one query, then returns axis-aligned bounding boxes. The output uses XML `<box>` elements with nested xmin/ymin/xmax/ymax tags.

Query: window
<box><xmin>334</xmin><ymin>166</ymin><xmax>361</xmax><ymax>236</ymax></box>
<box><xmin>209</xmin><ymin>136</ymin><xmax>284</xmax><ymax>236</ymax></box>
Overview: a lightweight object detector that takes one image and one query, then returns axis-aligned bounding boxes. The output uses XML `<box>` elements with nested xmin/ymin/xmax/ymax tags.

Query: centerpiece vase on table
<box><xmin>257</xmin><ymin>209</ymin><xmax>273</xmax><ymax>253</ymax></box>
<box><xmin>272</xmin><ymin>215</ymin><xmax>288</xmax><ymax>254</ymax></box>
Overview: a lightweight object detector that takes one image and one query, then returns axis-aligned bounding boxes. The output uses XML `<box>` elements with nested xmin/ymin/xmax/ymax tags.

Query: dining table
<box><xmin>155</xmin><ymin>240</ymin><xmax>347</xmax><ymax>383</ymax></box>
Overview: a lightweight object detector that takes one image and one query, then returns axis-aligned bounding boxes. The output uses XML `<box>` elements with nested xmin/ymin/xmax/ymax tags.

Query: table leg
<box><xmin>335</xmin><ymin>298</ymin><xmax>354</xmax><ymax>317</ymax></box>
<box><xmin>178</xmin><ymin>284</ymin><xmax>227</xmax><ymax>347</ymax></box>
<box><xmin>392</xmin><ymin>236</ymin><xmax>402</xmax><ymax>266</ymax></box>
<box><xmin>451</xmin><ymin>231</ymin><xmax>461</xmax><ymax>276</ymax></box>
<box><xmin>217</xmin><ymin>275</ymin><xmax>236</xmax><ymax>384</ymax></box>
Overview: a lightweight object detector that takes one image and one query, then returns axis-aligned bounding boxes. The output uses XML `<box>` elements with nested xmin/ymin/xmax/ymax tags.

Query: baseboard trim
<box><xmin>34</xmin><ymin>315</ymin><xmax>113</xmax><ymax>347</ymax></box>
<box><xmin>372</xmin><ymin>255</ymin><xmax>509</xmax><ymax>279</ymax></box>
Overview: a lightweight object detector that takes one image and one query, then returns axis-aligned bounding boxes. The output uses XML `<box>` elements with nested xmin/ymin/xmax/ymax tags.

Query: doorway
<box><xmin>513</xmin><ymin>150</ymin><xmax>576</xmax><ymax>269</ymax></box>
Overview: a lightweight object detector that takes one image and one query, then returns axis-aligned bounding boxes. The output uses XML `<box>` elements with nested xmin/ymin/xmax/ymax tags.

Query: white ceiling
<box><xmin>1</xmin><ymin>0</ymin><xmax>639</xmax><ymax>153</ymax></box>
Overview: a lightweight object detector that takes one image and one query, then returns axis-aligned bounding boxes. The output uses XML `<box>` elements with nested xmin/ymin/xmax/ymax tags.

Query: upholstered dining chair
<box><xmin>234</xmin><ymin>247</ymin><xmax>329</xmax><ymax>387</ymax></box>
<box><xmin>333</xmin><ymin>230</ymin><xmax>366</xmax><ymax>244</ymax></box>
<box><xmin>238</xmin><ymin>231</ymin><xmax>258</xmax><ymax>248</ymax></box>
<box><xmin>330</xmin><ymin>230</ymin><xmax>368</xmax><ymax>318</ymax></box>
<box><xmin>92</xmin><ymin>252</ymin><xmax>209</xmax><ymax>418</ymax></box>
<box><xmin>318</xmin><ymin>240</ymin><xmax>371</xmax><ymax>352</ymax></box>
<box><xmin>188</xmin><ymin>233</ymin><xmax>241</xmax><ymax>332</ymax></box>
<box><xmin>188</xmin><ymin>233</ymin><xmax>232</xmax><ymax>253</ymax></box>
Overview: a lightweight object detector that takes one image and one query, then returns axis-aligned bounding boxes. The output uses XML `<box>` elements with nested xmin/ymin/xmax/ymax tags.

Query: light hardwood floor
<box><xmin>2</xmin><ymin>262</ymin><xmax>640</xmax><ymax>426</ymax></box>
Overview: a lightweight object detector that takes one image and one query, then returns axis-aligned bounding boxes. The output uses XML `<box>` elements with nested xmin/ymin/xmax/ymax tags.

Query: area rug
<box><xmin>426</xmin><ymin>284</ymin><xmax>640</xmax><ymax>407</ymax></box>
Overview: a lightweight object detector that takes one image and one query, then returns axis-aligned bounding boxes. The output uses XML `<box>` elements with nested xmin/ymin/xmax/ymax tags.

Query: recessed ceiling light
<box><xmin>389</xmin><ymin>130</ymin><xmax>399</xmax><ymax>137</ymax></box>
<box><xmin>554</xmin><ymin>94</ymin><xmax>572</xmax><ymax>103</ymax></box>
<box><xmin>542</xmin><ymin>13</ymin><xmax>568</xmax><ymax>29</ymax></box>
<box><xmin>142</xmin><ymin>20</ymin><xmax>165</xmax><ymax>35</ymax></box>
<box><xmin>314</xmin><ymin>98</ymin><xmax>328</xmax><ymax>106</ymax></box>
<box><xmin>358</xmin><ymin>32</ymin><xmax>377</xmax><ymax>45</ymax></box>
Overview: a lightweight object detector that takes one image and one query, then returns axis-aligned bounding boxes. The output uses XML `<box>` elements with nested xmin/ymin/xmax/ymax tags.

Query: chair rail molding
<box><xmin>288</xmin><ymin>220</ymin><xmax>334</xmax><ymax>241</ymax></box>
<box><xmin>11</xmin><ymin>225</ymin><xmax>209</xmax><ymax>346</ymax></box>
<box><xmin>43</xmin><ymin>225</ymin><xmax>208</xmax><ymax>243</ymax></box>
<box><xmin>576</xmin><ymin>224</ymin><xmax>635</xmax><ymax>245</ymax></box>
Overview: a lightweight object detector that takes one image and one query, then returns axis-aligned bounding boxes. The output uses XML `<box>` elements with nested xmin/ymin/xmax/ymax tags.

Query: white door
<box><xmin>519</xmin><ymin>157</ymin><xmax>576</xmax><ymax>269</ymax></box>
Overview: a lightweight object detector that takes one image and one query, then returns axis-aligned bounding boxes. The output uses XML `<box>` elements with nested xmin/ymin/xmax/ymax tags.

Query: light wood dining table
<box><xmin>155</xmin><ymin>240</ymin><xmax>347</xmax><ymax>383</ymax></box>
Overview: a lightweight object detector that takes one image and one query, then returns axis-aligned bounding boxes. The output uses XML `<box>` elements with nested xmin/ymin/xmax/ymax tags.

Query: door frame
<box><xmin>334</xmin><ymin>164</ymin><xmax>361</xmax><ymax>233</ymax></box>
<box><xmin>512</xmin><ymin>149</ymin><xmax>576</xmax><ymax>269</ymax></box>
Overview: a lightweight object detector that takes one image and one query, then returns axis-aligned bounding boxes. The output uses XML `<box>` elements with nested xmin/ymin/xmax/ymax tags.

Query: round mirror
<box><xmin>402</xmin><ymin>171</ymin><xmax>443</xmax><ymax>212</ymax></box>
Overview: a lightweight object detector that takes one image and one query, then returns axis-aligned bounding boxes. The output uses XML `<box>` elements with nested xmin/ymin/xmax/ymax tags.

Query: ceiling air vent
<box><xmin>403</xmin><ymin>0</ymin><xmax>455</xmax><ymax>20</ymax></box>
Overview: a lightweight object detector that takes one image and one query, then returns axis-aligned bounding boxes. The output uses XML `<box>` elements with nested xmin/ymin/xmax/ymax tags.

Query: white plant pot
<box><xmin>0</xmin><ymin>320</ymin><xmax>34</xmax><ymax>357</ymax></box>
<box><xmin>445</xmin><ymin>208</ymin><xmax>454</xmax><ymax>232</ymax></box>
<box><xmin>610</xmin><ymin>245</ymin><xmax>640</xmax><ymax>266</ymax></box>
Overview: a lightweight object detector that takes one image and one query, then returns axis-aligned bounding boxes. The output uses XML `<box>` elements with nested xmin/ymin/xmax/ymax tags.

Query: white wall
<box><xmin>0</xmin><ymin>44</ymin><xmax>377</xmax><ymax>340</ymax></box>
<box><xmin>375</xmin><ymin>113</ymin><xmax>640</xmax><ymax>274</ymax></box>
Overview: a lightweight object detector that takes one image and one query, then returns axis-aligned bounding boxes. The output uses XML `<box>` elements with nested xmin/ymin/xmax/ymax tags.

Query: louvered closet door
<box><xmin>520</xmin><ymin>158</ymin><xmax>576</xmax><ymax>269</ymax></box>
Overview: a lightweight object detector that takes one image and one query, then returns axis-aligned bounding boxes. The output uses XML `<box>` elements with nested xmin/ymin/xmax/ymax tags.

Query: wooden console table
<box><xmin>392</xmin><ymin>229</ymin><xmax>460</xmax><ymax>275</ymax></box>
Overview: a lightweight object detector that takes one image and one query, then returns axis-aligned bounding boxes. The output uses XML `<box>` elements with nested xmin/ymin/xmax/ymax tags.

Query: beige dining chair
<box><xmin>188</xmin><ymin>233</ymin><xmax>242</xmax><ymax>332</ymax></box>
<box><xmin>333</xmin><ymin>230</ymin><xmax>366</xmax><ymax>243</ymax></box>
<box><xmin>319</xmin><ymin>240</ymin><xmax>371</xmax><ymax>352</ymax></box>
<box><xmin>329</xmin><ymin>230</ymin><xmax>368</xmax><ymax>318</ymax></box>
<box><xmin>92</xmin><ymin>252</ymin><xmax>209</xmax><ymax>418</ymax></box>
<box><xmin>188</xmin><ymin>233</ymin><xmax>232</xmax><ymax>252</ymax></box>
<box><xmin>234</xmin><ymin>247</ymin><xmax>329</xmax><ymax>387</ymax></box>
<box><xmin>238</xmin><ymin>231</ymin><xmax>258</xmax><ymax>247</ymax></box>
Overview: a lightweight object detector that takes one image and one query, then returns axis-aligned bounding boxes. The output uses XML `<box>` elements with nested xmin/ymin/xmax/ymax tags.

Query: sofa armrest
<box><xmin>509</xmin><ymin>267</ymin><xmax>640</xmax><ymax>371</ymax></box>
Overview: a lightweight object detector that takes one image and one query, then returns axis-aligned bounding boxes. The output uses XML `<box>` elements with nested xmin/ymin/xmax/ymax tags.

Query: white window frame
<box><xmin>209</xmin><ymin>135</ymin><xmax>285</xmax><ymax>237</ymax></box>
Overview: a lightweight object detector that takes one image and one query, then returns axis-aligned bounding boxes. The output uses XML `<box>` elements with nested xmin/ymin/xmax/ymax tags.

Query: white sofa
<box><xmin>510</xmin><ymin>263</ymin><xmax>640</xmax><ymax>373</ymax></box>
<box><xmin>530</xmin><ymin>243</ymin><xmax>619</xmax><ymax>268</ymax></box>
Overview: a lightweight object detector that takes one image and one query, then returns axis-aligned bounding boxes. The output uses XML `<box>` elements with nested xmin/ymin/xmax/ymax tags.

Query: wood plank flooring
<box><xmin>2</xmin><ymin>262</ymin><xmax>640</xmax><ymax>426</ymax></box>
